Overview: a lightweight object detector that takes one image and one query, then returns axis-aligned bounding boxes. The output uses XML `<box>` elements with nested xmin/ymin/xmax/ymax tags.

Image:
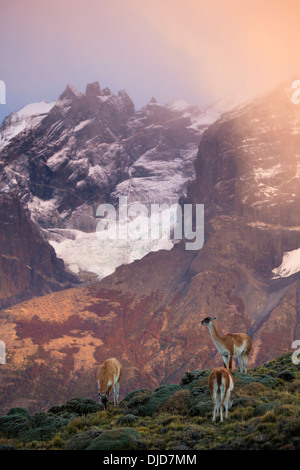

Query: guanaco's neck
<box><xmin>208</xmin><ymin>322</ymin><xmax>224</xmax><ymax>344</ymax></box>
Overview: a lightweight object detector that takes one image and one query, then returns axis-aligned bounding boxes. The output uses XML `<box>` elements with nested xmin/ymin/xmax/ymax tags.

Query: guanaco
<box><xmin>208</xmin><ymin>367</ymin><xmax>234</xmax><ymax>422</ymax></box>
<box><xmin>97</xmin><ymin>358</ymin><xmax>123</xmax><ymax>411</ymax></box>
<box><xmin>201</xmin><ymin>316</ymin><xmax>252</xmax><ymax>373</ymax></box>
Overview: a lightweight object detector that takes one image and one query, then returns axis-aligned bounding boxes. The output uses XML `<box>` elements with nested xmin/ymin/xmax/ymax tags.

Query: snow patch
<box><xmin>16</xmin><ymin>101</ymin><xmax>55</xmax><ymax>118</ymax></box>
<box><xmin>272</xmin><ymin>248</ymin><xmax>300</xmax><ymax>279</ymax></box>
<box><xmin>49</xmin><ymin>227</ymin><xmax>174</xmax><ymax>280</ymax></box>
<box><xmin>0</xmin><ymin>101</ymin><xmax>55</xmax><ymax>150</ymax></box>
<box><xmin>167</xmin><ymin>100</ymin><xmax>192</xmax><ymax>112</ymax></box>
<box><xmin>254</xmin><ymin>164</ymin><xmax>282</xmax><ymax>180</ymax></box>
<box><xmin>48</xmin><ymin>205</ymin><xmax>180</xmax><ymax>280</ymax></box>
<box><xmin>73</xmin><ymin>119</ymin><xmax>93</xmax><ymax>133</ymax></box>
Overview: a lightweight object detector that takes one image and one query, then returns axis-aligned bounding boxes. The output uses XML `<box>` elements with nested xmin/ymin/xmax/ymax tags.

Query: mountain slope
<box><xmin>0</xmin><ymin>353</ymin><xmax>299</xmax><ymax>451</ymax></box>
<box><xmin>0</xmin><ymin>216</ymin><xmax>299</xmax><ymax>414</ymax></box>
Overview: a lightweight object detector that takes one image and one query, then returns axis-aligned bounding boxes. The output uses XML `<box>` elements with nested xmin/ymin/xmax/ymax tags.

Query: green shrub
<box><xmin>253</xmin><ymin>403</ymin><xmax>279</xmax><ymax>417</ymax></box>
<box><xmin>86</xmin><ymin>428</ymin><xmax>146</xmax><ymax>450</ymax></box>
<box><xmin>234</xmin><ymin>372</ymin><xmax>276</xmax><ymax>389</ymax></box>
<box><xmin>117</xmin><ymin>414</ymin><xmax>139</xmax><ymax>425</ymax></box>
<box><xmin>18</xmin><ymin>412</ymin><xmax>70</xmax><ymax>443</ymax></box>
<box><xmin>48</xmin><ymin>398</ymin><xmax>100</xmax><ymax>417</ymax></box>
<box><xmin>7</xmin><ymin>408</ymin><xmax>30</xmax><ymax>418</ymax></box>
<box><xmin>276</xmin><ymin>370</ymin><xmax>296</xmax><ymax>382</ymax></box>
<box><xmin>125</xmin><ymin>385</ymin><xmax>181</xmax><ymax>417</ymax></box>
<box><xmin>239</xmin><ymin>382</ymin><xmax>269</xmax><ymax>396</ymax></box>
<box><xmin>122</xmin><ymin>389</ymin><xmax>152</xmax><ymax>403</ymax></box>
<box><xmin>188</xmin><ymin>385</ymin><xmax>211</xmax><ymax>405</ymax></box>
<box><xmin>0</xmin><ymin>414</ymin><xmax>29</xmax><ymax>439</ymax></box>
<box><xmin>66</xmin><ymin>429</ymin><xmax>102</xmax><ymax>450</ymax></box>
<box><xmin>161</xmin><ymin>389</ymin><xmax>190</xmax><ymax>414</ymax></box>
<box><xmin>188</xmin><ymin>401</ymin><xmax>212</xmax><ymax>417</ymax></box>
<box><xmin>142</xmin><ymin>385</ymin><xmax>181</xmax><ymax>416</ymax></box>
<box><xmin>0</xmin><ymin>409</ymin><xmax>70</xmax><ymax>443</ymax></box>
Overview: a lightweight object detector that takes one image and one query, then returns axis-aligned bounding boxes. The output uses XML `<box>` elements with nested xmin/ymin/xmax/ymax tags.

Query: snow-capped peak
<box><xmin>0</xmin><ymin>83</ymin><xmax>220</xmax><ymax>281</ymax></box>
<box><xmin>16</xmin><ymin>101</ymin><xmax>55</xmax><ymax>118</ymax></box>
<box><xmin>0</xmin><ymin>100</ymin><xmax>55</xmax><ymax>151</ymax></box>
<box><xmin>166</xmin><ymin>100</ymin><xmax>193</xmax><ymax>112</ymax></box>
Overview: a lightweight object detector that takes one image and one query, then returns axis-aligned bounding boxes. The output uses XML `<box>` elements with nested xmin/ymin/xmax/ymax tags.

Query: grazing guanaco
<box><xmin>201</xmin><ymin>316</ymin><xmax>252</xmax><ymax>373</ymax></box>
<box><xmin>97</xmin><ymin>358</ymin><xmax>123</xmax><ymax>411</ymax></box>
<box><xmin>208</xmin><ymin>367</ymin><xmax>234</xmax><ymax>422</ymax></box>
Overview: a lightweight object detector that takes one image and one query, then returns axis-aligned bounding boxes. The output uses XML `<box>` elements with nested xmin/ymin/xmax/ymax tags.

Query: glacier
<box><xmin>0</xmin><ymin>83</ymin><xmax>230</xmax><ymax>281</ymax></box>
<box><xmin>272</xmin><ymin>248</ymin><xmax>300</xmax><ymax>279</ymax></box>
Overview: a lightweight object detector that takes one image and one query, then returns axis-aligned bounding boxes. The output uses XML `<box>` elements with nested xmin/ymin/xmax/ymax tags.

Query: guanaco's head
<box><xmin>98</xmin><ymin>390</ymin><xmax>109</xmax><ymax>410</ymax></box>
<box><xmin>201</xmin><ymin>316</ymin><xmax>218</xmax><ymax>326</ymax></box>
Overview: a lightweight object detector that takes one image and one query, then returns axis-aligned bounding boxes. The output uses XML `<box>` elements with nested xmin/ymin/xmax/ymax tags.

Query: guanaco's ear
<box><xmin>212</xmin><ymin>316</ymin><xmax>218</xmax><ymax>320</ymax></box>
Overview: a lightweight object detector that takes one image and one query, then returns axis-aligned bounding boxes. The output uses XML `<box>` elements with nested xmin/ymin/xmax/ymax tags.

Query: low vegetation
<box><xmin>0</xmin><ymin>353</ymin><xmax>299</xmax><ymax>450</ymax></box>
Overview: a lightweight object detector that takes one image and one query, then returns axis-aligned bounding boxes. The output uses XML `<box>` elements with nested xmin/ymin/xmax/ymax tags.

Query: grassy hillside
<box><xmin>0</xmin><ymin>352</ymin><xmax>299</xmax><ymax>451</ymax></box>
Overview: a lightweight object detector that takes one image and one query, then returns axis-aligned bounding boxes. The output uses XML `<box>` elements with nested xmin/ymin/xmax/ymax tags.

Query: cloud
<box><xmin>133</xmin><ymin>0</ymin><xmax>300</xmax><ymax>103</ymax></box>
<box><xmin>0</xmin><ymin>0</ymin><xmax>300</xmax><ymax>116</ymax></box>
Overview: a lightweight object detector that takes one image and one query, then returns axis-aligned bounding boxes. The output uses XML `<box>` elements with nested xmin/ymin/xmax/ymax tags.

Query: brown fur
<box><xmin>208</xmin><ymin>367</ymin><xmax>234</xmax><ymax>422</ymax></box>
<box><xmin>97</xmin><ymin>358</ymin><xmax>123</xmax><ymax>410</ymax></box>
<box><xmin>201</xmin><ymin>317</ymin><xmax>252</xmax><ymax>373</ymax></box>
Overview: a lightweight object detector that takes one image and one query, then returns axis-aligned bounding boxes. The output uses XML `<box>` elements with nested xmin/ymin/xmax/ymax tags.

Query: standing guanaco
<box><xmin>208</xmin><ymin>367</ymin><xmax>234</xmax><ymax>422</ymax></box>
<box><xmin>201</xmin><ymin>316</ymin><xmax>252</xmax><ymax>373</ymax></box>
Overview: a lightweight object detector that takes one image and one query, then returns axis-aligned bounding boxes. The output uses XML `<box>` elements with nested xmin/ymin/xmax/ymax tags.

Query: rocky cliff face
<box><xmin>189</xmin><ymin>82</ymin><xmax>300</xmax><ymax>226</ymax></box>
<box><xmin>0</xmin><ymin>83</ymin><xmax>217</xmax><ymax>280</ymax></box>
<box><xmin>0</xmin><ymin>192</ymin><xmax>78</xmax><ymax>310</ymax></box>
<box><xmin>0</xmin><ymin>80</ymin><xmax>299</xmax><ymax>415</ymax></box>
<box><xmin>0</xmin><ymin>83</ymin><xmax>136</xmax><ymax>229</ymax></box>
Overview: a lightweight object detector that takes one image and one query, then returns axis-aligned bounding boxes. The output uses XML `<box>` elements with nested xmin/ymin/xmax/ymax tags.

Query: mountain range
<box><xmin>0</xmin><ymin>82</ymin><xmax>219</xmax><ymax>282</ymax></box>
<box><xmin>0</xmin><ymin>79</ymin><xmax>299</xmax><ymax>414</ymax></box>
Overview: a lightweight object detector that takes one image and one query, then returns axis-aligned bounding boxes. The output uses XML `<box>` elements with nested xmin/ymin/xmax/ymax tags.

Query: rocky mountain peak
<box><xmin>58</xmin><ymin>84</ymin><xmax>82</xmax><ymax>101</ymax></box>
<box><xmin>85</xmin><ymin>81</ymin><xmax>101</xmax><ymax>97</ymax></box>
<box><xmin>101</xmin><ymin>86</ymin><xmax>112</xmax><ymax>96</ymax></box>
<box><xmin>0</xmin><ymin>82</ymin><xmax>221</xmax><ymax>280</ymax></box>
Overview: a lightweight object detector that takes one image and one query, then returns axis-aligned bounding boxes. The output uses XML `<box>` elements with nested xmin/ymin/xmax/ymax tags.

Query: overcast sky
<box><xmin>1</xmin><ymin>0</ymin><xmax>300</xmax><ymax>123</ymax></box>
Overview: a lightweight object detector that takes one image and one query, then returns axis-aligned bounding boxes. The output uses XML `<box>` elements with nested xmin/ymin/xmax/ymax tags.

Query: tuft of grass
<box><xmin>46</xmin><ymin>433</ymin><xmax>65</xmax><ymax>450</ymax></box>
<box><xmin>260</xmin><ymin>411</ymin><xmax>277</xmax><ymax>423</ymax></box>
